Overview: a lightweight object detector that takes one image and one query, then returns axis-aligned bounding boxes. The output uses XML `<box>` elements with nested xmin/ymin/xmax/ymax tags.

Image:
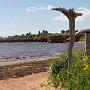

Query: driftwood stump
<box><xmin>51</xmin><ymin>7</ymin><xmax>82</xmax><ymax>70</ymax></box>
<box><xmin>83</xmin><ymin>30</ymin><xmax>90</xmax><ymax>56</ymax></box>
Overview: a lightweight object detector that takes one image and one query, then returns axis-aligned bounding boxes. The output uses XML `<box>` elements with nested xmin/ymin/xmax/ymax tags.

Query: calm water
<box><xmin>0</xmin><ymin>42</ymin><xmax>85</xmax><ymax>60</ymax></box>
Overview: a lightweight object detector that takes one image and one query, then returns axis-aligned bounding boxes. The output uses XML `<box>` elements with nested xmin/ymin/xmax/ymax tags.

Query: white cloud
<box><xmin>76</xmin><ymin>7</ymin><xmax>90</xmax><ymax>22</ymax></box>
<box><xmin>55</xmin><ymin>14</ymin><xmax>68</xmax><ymax>21</ymax></box>
<box><xmin>25</xmin><ymin>5</ymin><xmax>54</xmax><ymax>12</ymax></box>
<box><xmin>0</xmin><ymin>32</ymin><xmax>7</xmax><ymax>37</ymax></box>
<box><xmin>25</xmin><ymin>5</ymin><xmax>90</xmax><ymax>22</ymax></box>
<box><xmin>48</xmin><ymin>5</ymin><xmax>54</xmax><ymax>10</ymax></box>
<box><xmin>54</xmin><ymin>7</ymin><xmax>90</xmax><ymax>22</ymax></box>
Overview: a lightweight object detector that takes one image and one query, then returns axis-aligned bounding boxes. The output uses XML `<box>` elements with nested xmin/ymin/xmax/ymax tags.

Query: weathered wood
<box><xmin>51</xmin><ymin>7</ymin><xmax>70</xmax><ymax>18</ymax></box>
<box><xmin>85</xmin><ymin>31</ymin><xmax>90</xmax><ymax>56</ymax></box>
<box><xmin>51</xmin><ymin>7</ymin><xmax>82</xmax><ymax>19</ymax></box>
<box><xmin>68</xmin><ymin>16</ymin><xmax>75</xmax><ymax>70</ymax></box>
<box><xmin>51</xmin><ymin>7</ymin><xmax>82</xmax><ymax>70</ymax></box>
<box><xmin>80</xmin><ymin>29</ymin><xmax>90</xmax><ymax>56</ymax></box>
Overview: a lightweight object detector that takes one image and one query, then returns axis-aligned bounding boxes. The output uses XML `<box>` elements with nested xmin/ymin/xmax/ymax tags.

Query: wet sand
<box><xmin>0</xmin><ymin>56</ymin><xmax>58</xmax><ymax>66</ymax></box>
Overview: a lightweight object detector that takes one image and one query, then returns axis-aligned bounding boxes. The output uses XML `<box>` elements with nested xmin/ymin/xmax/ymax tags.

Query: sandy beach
<box><xmin>0</xmin><ymin>72</ymin><xmax>64</xmax><ymax>90</ymax></box>
<box><xmin>0</xmin><ymin>56</ymin><xmax>65</xmax><ymax>90</ymax></box>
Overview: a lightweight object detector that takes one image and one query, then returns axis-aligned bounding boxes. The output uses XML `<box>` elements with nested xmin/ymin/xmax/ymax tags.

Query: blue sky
<box><xmin>0</xmin><ymin>0</ymin><xmax>90</xmax><ymax>37</ymax></box>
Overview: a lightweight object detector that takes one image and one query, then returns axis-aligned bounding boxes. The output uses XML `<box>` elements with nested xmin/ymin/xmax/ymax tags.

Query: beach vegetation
<box><xmin>48</xmin><ymin>49</ymin><xmax>90</xmax><ymax>90</ymax></box>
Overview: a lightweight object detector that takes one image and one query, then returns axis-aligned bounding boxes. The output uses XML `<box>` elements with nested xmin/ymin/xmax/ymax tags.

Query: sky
<box><xmin>0</xmin><ymin>0</ymin><xmax>90</xmax><ymax>37</ymax></box>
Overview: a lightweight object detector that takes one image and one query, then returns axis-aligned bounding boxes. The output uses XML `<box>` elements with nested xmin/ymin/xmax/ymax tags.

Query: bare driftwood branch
<box><xmin>75</xmin><ymin>13</ymin><xmax>82</xmax><ymax>17</ymax></box>
<box><xmin>51</xmin><ymin>7</ymin><xmax>82</xmax><ymax>70</ymax></box>
<box><xmin>51</xmin><ymin>7</ymin><xmax>70</xmax><ymax>18</ymax></box>
<box><xmin>51</xmin><ymin>7</ymin><xmax>82</xmax><ymax>19</ymax></box>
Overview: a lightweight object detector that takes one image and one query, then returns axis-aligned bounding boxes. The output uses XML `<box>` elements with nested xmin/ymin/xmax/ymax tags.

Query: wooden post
<box><xmin>84</xmin><ymin>30</ymin><xmax>90</xmax><ymax>56</ymax></box>
<box><xmin>68</xmin><ymin>13</ymin><xmax>75</xmax><ymax>70</ymax></box>
<box><xmin>51</xmin><ymin>7</ymin><xmax>82</xmax><ymax>70</ymax></box>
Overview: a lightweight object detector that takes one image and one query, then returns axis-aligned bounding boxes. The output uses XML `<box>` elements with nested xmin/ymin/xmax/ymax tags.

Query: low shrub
<box><xmin>48</xmin><ymin>49</ymin><xmax>90</xmax><ymax>90</ymax></box>
<box><xmin>48</xmin><ymin>52</ymin><xmax>68</xmax><ymax>88</ymax></box>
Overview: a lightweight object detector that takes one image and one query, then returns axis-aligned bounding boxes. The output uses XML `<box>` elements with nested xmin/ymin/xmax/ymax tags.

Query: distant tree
<box><xmin>29</xmin><ymin>32</ymin><xmax>31</xmax><ymax>35</ymax></box>
<box><xmin>41</xmin><ymin>30</ymin><xmax>48</xmax><ymax>34</ymax></box>
<box><xmin>26</xmin><ymin>33</ymin><xmax>28</xmax><ymax>36</ymax></box>
<box><xmin>21</xmin><ymin>34</ymin><xmax>25</xmax><ymax>37</ymax></box>
<box><xmin>26</xmin><ymin>32</ymin><xmax>31</xmax><ymax>36</ymax></box>
<box><xmin>65</xmin><ymin>30</ymin><xmax>70</xmax><ymax>33</ymax></box>
<box><xmin>61</xmin><ymin>30</ymin><xmax>65</xmax><ymax>33</ymax></box>
<box><xmin>14</xmin><ymin>35</ymin><xmax>19</xmax><ymax>37</ymax></box>
<box><xmin>38</xmin><ymin>31</ymin><xmax>41</xmax><ymax>34</ymax></box>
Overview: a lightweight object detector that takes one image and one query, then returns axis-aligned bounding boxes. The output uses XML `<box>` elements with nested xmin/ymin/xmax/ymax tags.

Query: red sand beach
<box><xmin>0</xmin><ymin>56</ymin><xmax>64</xmax><ymax>90</ymax></box>
<box><xmin>0</xmin><ymin>72</ymin><xmax>64</xmax><ymax>90</ymax></box>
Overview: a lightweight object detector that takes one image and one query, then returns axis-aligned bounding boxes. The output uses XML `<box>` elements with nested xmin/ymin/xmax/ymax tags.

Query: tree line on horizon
<box><xmin>0</xmin><ymin>29</ymin><xmax>86</xmax><ymax>43</ymax></box>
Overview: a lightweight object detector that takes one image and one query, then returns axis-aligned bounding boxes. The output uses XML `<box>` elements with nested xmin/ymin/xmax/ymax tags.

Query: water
<box><xmin>0</xmin><ymin>42</ymin><xmax>85</xmax><ymax>60</ymax></box>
